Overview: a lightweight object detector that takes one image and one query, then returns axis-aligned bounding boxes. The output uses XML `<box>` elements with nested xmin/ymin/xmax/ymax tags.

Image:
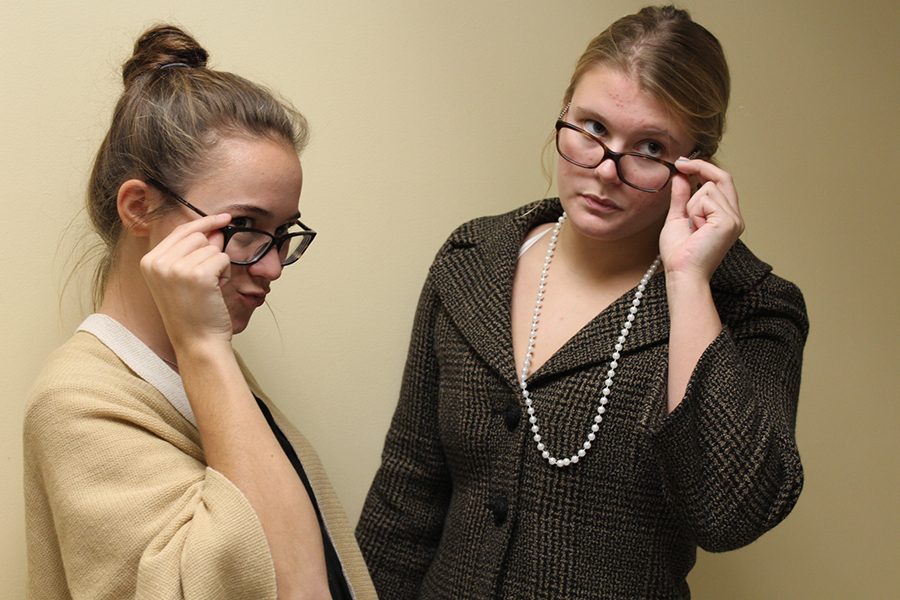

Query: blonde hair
<box><xmin>86</xmin><ymin>24</ymin><xmax>309</xmax><ymax>307</ymax></box>
<box><xmin>563</xmin><ymin>5</ymin><xmax>730</xmax><ymax>158</ymax></box>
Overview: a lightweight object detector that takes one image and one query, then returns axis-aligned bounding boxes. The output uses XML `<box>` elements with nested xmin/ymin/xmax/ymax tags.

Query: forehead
<box><xmin>183</xmin><ymin>135</ymin><xmax>303</xmax><ymax>219</ymax></box>
<box><xmin>571</xmin><ymin>66</ymin><xmax>688</xmax><ymax>141</ymax></box>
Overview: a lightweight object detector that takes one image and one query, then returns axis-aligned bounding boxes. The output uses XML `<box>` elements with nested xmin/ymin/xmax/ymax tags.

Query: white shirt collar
<box><xmin>77</xmin><ymin>313</ymin><xmax>197</xmax><ymax>427</ymax></box>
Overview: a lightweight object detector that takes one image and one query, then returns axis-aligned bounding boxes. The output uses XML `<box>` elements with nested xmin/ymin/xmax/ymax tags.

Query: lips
<box><xmin>581</xmin><ymin>193</ymin><xmax>622</xmax><ymax>213</ymax></box>
<box><xmin>239</xmin><ymin>291</ymin><xmax>267</xmax><ymax>307</ymax></box>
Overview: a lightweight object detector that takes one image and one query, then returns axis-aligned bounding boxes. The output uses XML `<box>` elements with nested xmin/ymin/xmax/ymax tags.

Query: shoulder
<box><xmin>24</xmin><ymin>332</ymin><xmax>179</xmax><ymax>444</ymax></box>
<box><xmin>27</xmin><ymin>331</ymin><xmax>130</xmax><ymax>410</ymax></box>
<box><xmin>713</xmin><ymin>241</ymin><xmax>808</xmax><ymax>335</ymax></box>
<box><xmin>437</xmin><ymin>199</ymin><xmax>556</xmax><ymax>251</ymax></box>
<box><xmin>428</xmin><ymin>199</ymin><xmax>562</xmax><ymax>272</ymax></box>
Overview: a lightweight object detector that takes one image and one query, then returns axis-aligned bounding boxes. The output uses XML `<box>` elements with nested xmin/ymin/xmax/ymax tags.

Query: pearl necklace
<box><xmin>520</xmin><ymin>212</ymin><xmax>661</xmax><ymax>467</ymax></box>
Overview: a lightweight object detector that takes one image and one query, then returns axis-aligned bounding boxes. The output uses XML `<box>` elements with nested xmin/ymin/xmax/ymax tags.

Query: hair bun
<box><xmin>122</xmin><ymin>25</ymin><xmax>209</xmax><ymax>87</ymax></box>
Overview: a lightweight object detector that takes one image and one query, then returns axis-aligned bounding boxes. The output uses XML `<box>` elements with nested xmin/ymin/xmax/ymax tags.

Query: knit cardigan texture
<box><xmin>356</xmin><ymin>198</ymin><xmax>808</xmax><ymax>599</ymax></box>
<box><xmin>24</xmin><ymin>329</ymin><xmax>376</xmax><ymax>600</ymax></box>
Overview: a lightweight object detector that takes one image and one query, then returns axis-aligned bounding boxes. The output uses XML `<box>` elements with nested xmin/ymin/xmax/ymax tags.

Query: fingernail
<box><xmin>675</xmin><ymin>156</ymin><xmax>690</xmax><ymax>162</ymax></box>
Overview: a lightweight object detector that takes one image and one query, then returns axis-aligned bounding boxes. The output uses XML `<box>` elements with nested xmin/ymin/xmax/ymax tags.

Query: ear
<box><xmin>116</xmin><ymin>179</ymin><xmax>160</xmax><ymax>236</ymax></box>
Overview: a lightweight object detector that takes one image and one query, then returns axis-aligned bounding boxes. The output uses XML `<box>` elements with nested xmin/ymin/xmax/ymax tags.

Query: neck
<box><xmin>98</xmin><ymin>243</ymin><xmax>177</xmax><ymax>367</ymax></box>
<box><xmin>555</xmin><ymin>216</ymin><xmax>661</xmax><ymax>284</ymax></box>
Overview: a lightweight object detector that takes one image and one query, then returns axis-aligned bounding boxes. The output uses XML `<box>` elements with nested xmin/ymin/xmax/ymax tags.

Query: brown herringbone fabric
<box><xmin>357</xmin><ymin>199</ymin><xmax>808</xmax><ymax>600</ymax></box>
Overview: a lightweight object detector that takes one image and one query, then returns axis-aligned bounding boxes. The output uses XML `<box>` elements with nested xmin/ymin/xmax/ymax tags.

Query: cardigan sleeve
<box><xmin>355</xmin><ymin>271</ymin><xmax>452</xmax><ymax>600</ymax></box>
<box><xmin>650</xmin><ymin>273</ymin><xmax>808</xmax><ymax>552</ymax></box>
<box><xmin>23</xmin><ymin>381</ymin><xmax>277</xmax><ymax>600</ymax></box>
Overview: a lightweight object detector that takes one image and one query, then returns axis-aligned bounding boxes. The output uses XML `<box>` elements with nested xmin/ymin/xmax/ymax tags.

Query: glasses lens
<box><xmin>619</xmin><ymin>155</ymin><xmax>672</xmax><ymax>191</ymax></box>
<box><xmin>557</xmin><ymin>126</ymin><xmax>604</xmax><ymax>168</ymax></box>
<box><xmin>279</xmin><ymin>233</ymin><xmax>313</xmax><ymax>265</ymax></box>
<box><xmin>225</xmin><ymin>230</ymin><xmax>272</xmax><ymax>264</ymax></box>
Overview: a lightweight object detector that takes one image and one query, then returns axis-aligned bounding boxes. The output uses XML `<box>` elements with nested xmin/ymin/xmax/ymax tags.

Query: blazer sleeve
<box><xmin>650</xmin><ymin>273</ymin><xmax>809</xmax><ymax>552</ymax></box>
<box><xmin>356</xmin><ymin>271</ymin><xmax>452</xmax><ymax>600</ymax></box>
<box><xmin>24</xmin><ymin>383</ymin><xmax>277</xmax><ymax>600</ymax></box>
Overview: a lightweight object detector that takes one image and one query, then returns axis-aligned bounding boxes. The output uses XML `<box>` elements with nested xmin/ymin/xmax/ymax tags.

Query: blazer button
<box><xmin>487</xmin><ymin>495</ymin><xmax>509</xmax><ymax>526</ymax></box>
<box><xmin>503</xmin><ymin>406</ymin><xmax>521</xmax><ymax>431</ymax></box>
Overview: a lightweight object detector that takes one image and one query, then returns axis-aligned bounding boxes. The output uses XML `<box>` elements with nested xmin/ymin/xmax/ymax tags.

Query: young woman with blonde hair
<box><xmin>357</xmin><ymin>6</ymin><xmax>807</xmax><ymax>599</ymax></box>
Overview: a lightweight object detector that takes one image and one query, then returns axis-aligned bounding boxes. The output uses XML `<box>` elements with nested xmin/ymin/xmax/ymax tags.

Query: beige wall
<box><xmin>2</xmin><ymin>0</ymin><xmax>897</xmax><ymax>597</ymax></box>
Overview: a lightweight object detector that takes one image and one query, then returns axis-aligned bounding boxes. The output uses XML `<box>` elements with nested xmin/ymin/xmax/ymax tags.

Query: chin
<box><xmin>228</xmin><ymin>311</ymin><xmax>253</xmax><ymax>336</ymax></box>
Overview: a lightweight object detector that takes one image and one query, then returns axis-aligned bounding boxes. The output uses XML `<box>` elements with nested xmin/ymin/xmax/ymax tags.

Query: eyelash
<box><xmin>230</xmin><ymin>216</ymin><xmax>253</xmax><ymax>228</ymax></box>
<box><xmin>583</xmin><ymin>119</ymin><xmax>666</xmax><ymax>157</ymax></box>
<box><xmin>229</xmin><ymin>216</ymin><xmax>299</xmax><ymax>235</ymax></box>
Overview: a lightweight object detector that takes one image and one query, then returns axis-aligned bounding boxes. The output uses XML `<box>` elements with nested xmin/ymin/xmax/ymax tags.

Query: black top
<box><xmin>256</xmin><ymin>397</ymin><xmax>352</xmax><ymax>600</ymax></box>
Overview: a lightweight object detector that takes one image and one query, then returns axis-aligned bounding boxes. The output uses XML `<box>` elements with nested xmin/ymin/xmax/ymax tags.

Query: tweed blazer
<box><xmin>24</xmin><ymin>323</ymin><xmax>376</xmax><ymax>600</ymax></box>
<box><xmin>356</xmin><ymin>198</ymin><xmax>808</xmax><ymax>600</ymax></box>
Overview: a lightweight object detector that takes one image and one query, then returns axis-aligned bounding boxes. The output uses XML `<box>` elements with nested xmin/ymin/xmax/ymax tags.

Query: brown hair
<box><xmin>563</xmin><ymin>5</ymin><xmax>730</xmax><ymax>158</ymax></box>
<box><xmin>86</xmin><ymin>24</ymin><xmax>309</xmax><ymax>307</ymax></box>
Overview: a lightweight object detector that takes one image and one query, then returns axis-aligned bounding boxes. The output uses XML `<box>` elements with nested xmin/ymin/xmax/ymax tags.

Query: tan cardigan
<box><xmin>24</xmin><ymin>322</ymin><xmax>375</xmax><ymax>599</ymax></box>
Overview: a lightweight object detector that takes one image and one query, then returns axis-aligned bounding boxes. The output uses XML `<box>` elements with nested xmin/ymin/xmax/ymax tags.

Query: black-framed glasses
<box><xmin>555</xmin><ymin>120</ymin><xmax>688</xmax><ymax>193</ymax></box>
<box><xmin>146</xmin><ymin>178</ymin><xmax>316</xmax><ymax>267</ymax></box>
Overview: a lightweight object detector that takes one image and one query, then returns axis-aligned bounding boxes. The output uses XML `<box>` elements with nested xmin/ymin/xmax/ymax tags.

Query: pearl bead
<box><xmin>517</xmin><ymin>212</ymin><xmax>659</xmax><ymax>468</ymax></box>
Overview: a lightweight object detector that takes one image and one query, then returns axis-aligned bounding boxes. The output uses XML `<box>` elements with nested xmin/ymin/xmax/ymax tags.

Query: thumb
<box><xmin>667</xmin><ymin>173</ymin><xmax>691</xmax><ymax>220</ymax></box>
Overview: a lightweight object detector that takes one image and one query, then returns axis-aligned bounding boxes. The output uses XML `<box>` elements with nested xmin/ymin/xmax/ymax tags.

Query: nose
<box><xmin>594</xmin><ymin>153</ymin><xmax>621</xmax><ymax>184</ymax></box>
<box><xmin>247</xmin><ymin>245</ymin><xmax>284</xmax><ymax>282</ymax></box>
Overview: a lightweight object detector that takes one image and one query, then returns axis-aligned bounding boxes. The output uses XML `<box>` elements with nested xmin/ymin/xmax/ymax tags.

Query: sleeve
<box><xmin>650</xmin><ymin>275</ymin><xmax>809</xmax><ymax>552</ymax></box>
<box><xmin>355</xmin><ymin>271</ymin><xmax>452</xmax><ymax>600</ymax></box>
<box><xmin>23</xmin><ymin>385</ymin><xmax>277</xmax><ymax>600</ymax></box>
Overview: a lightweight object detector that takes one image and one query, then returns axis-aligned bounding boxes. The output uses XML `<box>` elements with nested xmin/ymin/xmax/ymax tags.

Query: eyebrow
<box><xmin>571</xmin><ymin>106</ymin><xmax>679</xmax><ymax>144</ymax></box>
<box><xmin>223</xmin><ymin>203</ymin><xmax>302</xmax><ymax>222</ymax></box>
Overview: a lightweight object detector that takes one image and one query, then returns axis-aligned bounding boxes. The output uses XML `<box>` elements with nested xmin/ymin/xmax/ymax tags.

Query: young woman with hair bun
<box><xmin>357</xmin><ymin>6</ymin><xmax>808</xmax><ymax>599</ymax></box>
<box><xmin>24</xmin><ymin>24</ymin><xmax>375</xmax><ymax>599</ymax></box>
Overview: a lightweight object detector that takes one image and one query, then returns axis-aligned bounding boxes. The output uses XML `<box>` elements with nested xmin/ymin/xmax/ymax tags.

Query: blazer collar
<box><xmin>429</xmin><ymin>198</ymin><xmax>771</xmax><ymax>389</ymax></box>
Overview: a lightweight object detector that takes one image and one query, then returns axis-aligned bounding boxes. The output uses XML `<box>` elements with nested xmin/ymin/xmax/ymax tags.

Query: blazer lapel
<box><xmin>531</xmin><ymin>270</ymin><xmax>671</xmax><ymax>383</ymax></box>
<box><xmin>429</xmin><ymin>200</ymin><xmax>560</xmax><ymax>387</ymax></box>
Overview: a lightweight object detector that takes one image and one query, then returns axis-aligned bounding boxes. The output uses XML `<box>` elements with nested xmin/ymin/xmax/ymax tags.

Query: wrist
<box><xmin>172</xmin><ymin>338</ymin><xmax>235</xmax><ymax>371</ymax></box>
<box><xmin>664</xmin><ymin>269</ymin><xmax>712</xmax><ymax>294</ymax></box>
